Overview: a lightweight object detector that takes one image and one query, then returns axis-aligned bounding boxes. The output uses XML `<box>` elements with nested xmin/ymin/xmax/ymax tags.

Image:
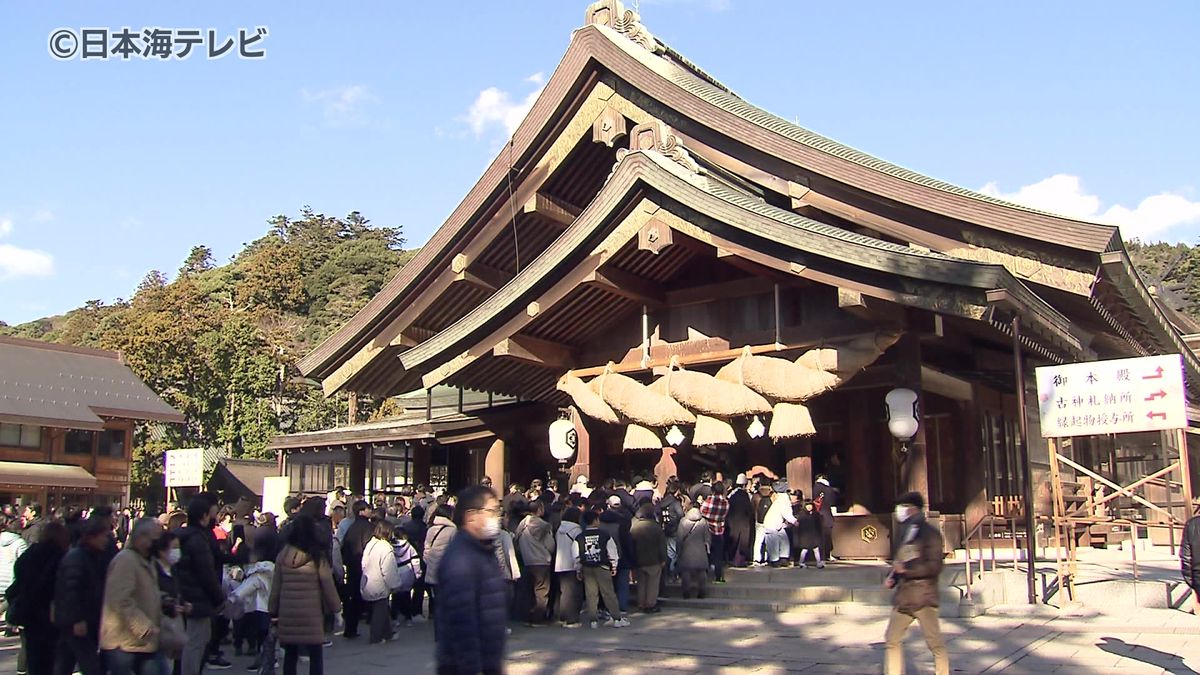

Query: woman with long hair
<box><xmin>268</xmin><ymin>515</ymin><xmax>340</xmax><ymax>675</ymax></box>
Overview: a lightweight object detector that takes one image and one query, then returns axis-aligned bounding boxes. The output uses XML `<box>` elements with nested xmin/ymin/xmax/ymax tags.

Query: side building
<box><xmin>0</xmin><ymin>336</ymin><xmax>184</xmax><ymax>509</ymax></box>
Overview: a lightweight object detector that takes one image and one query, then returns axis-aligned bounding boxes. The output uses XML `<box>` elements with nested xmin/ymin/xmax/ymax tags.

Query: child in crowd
<box><xmin>230</xmin><ymin>538</ymin><xmax>276</xmax><ymax>668</ymax></box>
<box><xmin>792</xmin><ymin>499</ymin><xmax>824</xmax><ymax>569</ymax></box>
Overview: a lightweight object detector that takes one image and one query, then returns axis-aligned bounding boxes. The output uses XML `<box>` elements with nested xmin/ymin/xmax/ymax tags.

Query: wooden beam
<box><xmin>715</xmin><ymin>247</ymin><xmax>797</xmax><ymax>282</ymax></box>
<box><xmin>450</xmin><ymin>255</ymin><xmax>513</xmax><ymax>292</ymax></box>
<box><xmin>523</xmin><ymin>192</ymin><xmax>581</xmax><ymax>228</ymax></box>
<box><xmin>583</xmin><ymin>267</ymin><xmax>665</xmax><ymax>307</ymax></box>
<box><xmin>493</xmin><ymin>335</ymin><xmax>575</xmax><ymax>369</ymax></box>
<box><xmin>665</xmin><ymin>276</ymin><xmax>782</xmax><ymax>307</ymax></box>
<box><xmin>419</xmin><ymin>253</ymin><xmax>605</xmax><ymax>389</ymax></box>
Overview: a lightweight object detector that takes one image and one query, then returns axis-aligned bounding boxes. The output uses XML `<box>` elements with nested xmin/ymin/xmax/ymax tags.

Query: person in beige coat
<box><xmin>269</xmin><ymin>514</ymin><xmax>341</xmax><ymax>675</ymax></box>
<box><xmin>99</xmin><ymin>518</ymin><xmax>166</xmax><ymax>675</ymax></box>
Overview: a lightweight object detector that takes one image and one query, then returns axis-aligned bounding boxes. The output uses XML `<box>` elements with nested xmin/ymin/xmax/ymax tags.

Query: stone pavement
<box><xmin>5</xmin><ymin>604</ymin><xmax>1197</xmax><ymax>674</ymax></box>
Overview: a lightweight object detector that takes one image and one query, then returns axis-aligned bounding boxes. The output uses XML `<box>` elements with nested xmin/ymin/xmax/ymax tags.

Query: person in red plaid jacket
<box><xmin>699</xmin><ymin>483</ymin><xmax>730</xmax><ymax>583</ymax></box>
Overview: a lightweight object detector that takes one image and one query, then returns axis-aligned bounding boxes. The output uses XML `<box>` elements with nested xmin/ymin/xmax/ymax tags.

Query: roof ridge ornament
<box><xmin>607</xmin><ymin>120</ymin><xmax>705</xmax><ymax>183</ymax></box>
<box><xmin>585</xmin><ymin>0</ymin><xmax>663</xmax><ymax>54</ymax></box>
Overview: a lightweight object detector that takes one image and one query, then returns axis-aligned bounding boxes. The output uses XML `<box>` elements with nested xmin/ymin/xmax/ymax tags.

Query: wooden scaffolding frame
<box><xmin>1046</xmin><ymin>428</ymin><xmax>1193</xmax><ymax>600</ymax></box>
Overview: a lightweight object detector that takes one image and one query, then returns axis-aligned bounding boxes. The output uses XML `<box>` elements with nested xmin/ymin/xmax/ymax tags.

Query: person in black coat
<box><xmin>435</xmin><ymin>486</ymin><xmax>507</xmax><ymax>675</ymax></box>
<box><xmin>6</xmin><ymin>521</ymin><xmax>69</xmax><ymax>675</ymax></box>
<box><xmin>812</xmin><ymin>474</ymin><xmax>839</xmax><ymax>561</ymax></box>
<box><xmin>53</xmin><ymin>516</ymin><xmax>113</xmax><ymax>675</ymax></box>
<box><xmin>725</xmin><ymin>474</ymin><xmax>755</xmax><ymax>568</ymax></box>
<box><xmin>175</xmin><ymin>497</ymin><xmax>225</xmax><ymax>675</ymax></box>
<box><xmin>340</xmin><ymin>500</ymin><xmax>374</xmax><ymax>639</ymax></box>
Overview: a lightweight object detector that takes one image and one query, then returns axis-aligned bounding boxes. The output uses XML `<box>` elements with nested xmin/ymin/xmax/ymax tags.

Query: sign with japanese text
<box><xmin>165</xmin><ymin>448</ymin><xmax>204</xmax><ymax>487</ymax></box>
<box><xmin>1036</xmin><ymin>354</ymin><xmax>1186</xmax><ymax>438</ymax></box>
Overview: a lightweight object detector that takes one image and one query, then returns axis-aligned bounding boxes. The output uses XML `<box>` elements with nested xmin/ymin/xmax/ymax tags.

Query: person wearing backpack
<box><xmin>6</xmin><ymin>521</ymin><xmax>69</xmax><ymax>675</ymax></box>
<box><xmin>657</xmin><ymin>480</ymin><xmax>684</xmax><ymax>582</ymax></box>
<box><xmin>630</xmin><ymin>504</ymin><xmax>667</xmax><ymax>614</ymax></box>
<box><xmin>675</xmin><ymin>496</ymin><xmax>711</xmax><ymax>600</ymax></box>
<box><xmin>360</xmin><ymin>520</ymin><xmax>402</xmax><ymax>644</ymax></box>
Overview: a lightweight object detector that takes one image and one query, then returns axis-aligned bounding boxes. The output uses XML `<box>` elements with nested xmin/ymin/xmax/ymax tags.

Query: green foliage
<box><xmin>1127</xmin><ymin>241</ymin><xmax>1200</xmax><ymax>322</ymax></box>
<box><xmin>3</xmin><ymin>209</ymin><xmax>410</xmax><ymax>497</ymax></box>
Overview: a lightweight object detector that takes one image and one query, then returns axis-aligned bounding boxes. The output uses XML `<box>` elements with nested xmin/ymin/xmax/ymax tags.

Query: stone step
<box><xmin>657</xmin><ymin>596</ymin><xmax>971</xmax><ymax>619</ymax></box>
<box><xmin>663</xmin><ymin>581</ymin><xmax>962</xmax><ymax>606</ymax></box>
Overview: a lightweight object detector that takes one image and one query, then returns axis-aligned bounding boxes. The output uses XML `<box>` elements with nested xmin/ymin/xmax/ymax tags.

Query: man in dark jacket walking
<box><xmin>176</xmin><ymin>497</ymin><xmax>226</xmax><ymax>675</ymax></box>
<box><xmin>599</xmin><ymin>496</ymin><xmax>635</xmax><ymax>613</ymax></box>
<box><xmin>341</xmin><ymin>500</ymin><xmax>374</xmax><ymax>639</ymax></box>
<box><xmin>630</xmin><ymin>504</ymin><xmax>667</xmax><ymax>613</ymax></box>
<box><xmin>883</xmin><ymin>492</ymin><xmax>948</xmax><ymax>675</ymax></box>
<box><xmin>435</xmin><ymin>486</ymin><xmax>507</xmax><ymax>675</ymax></box>
<box><xmin>7</xmin><ymin>521</ymin><xmax>69</xmax><ymax>675</ymax></box>
<box><xmin>1179</xmin><ymin>503</ymin><xmax>1200</xmax><ymax>614</ymax></box>
<box><xmin>53</xmin><ymin>515</ymin><xmax>113</xmax><ymax>675</ymax></box>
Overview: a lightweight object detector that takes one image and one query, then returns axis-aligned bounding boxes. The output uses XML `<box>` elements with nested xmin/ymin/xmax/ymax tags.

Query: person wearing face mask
<box><xmin>434</xmin><ymin>486</ymin><xmax>508</xmax><ymax>675</ymax></box>
<box><xmin>883</xmin><ymin>492</ymin><xmax>948</xmax><ymax>675</ymax></box>
<box><xmin>99</xmin><ymin>518</ymin><xmax>167</xmax><ymax>675</ymax></box>
<box><xmin>153</xmin><ymin>532</ymin><xmax>190</xmax><ymax>667</ymax></box>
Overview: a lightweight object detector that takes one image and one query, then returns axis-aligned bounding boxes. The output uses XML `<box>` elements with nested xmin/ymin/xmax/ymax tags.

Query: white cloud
<box><xmin>0</xmin><ymin>215</ymin><xmax>55</xmax><ymax>280</ymax></box>
<box><xmin>301</xmin><ymin>84</ymin><xmax>377</xmax><ymax>127</ymax></box>
<box><xmin>980</xmin><ymin>174</ymin><xmax>1200</xmax><ymax>242</ymax></box>
<box><xmin>463</xmin><ymin>72</ymin><xmax>545</xmax><ymax>138</ymax></box>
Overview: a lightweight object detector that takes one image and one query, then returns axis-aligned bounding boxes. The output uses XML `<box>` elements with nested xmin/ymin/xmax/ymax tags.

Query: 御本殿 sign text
<box><xmin>1035</xmin><ymin>354</ymin><xmax>1186</xmax><ymax>438</ymax></box>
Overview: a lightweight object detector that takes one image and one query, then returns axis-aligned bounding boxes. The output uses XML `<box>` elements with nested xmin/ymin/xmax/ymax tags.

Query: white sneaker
<box><xmin>412</xmin><ymin>615</ymin><xmax>428</xmax><ymax>623</ymax></box>
<box><xmin>798</xmin><ymin>563</ymin><xmax>807</xmax><ymax>569</ymax></box>
<box><xmin>817</xmin><ymin>561</ymin><xmax>825</xmax><ymax>569</ymax></box>
<box><xmin>589</xmin><ymin>621</ymin><xmax>600</xmax><ymax>629</ymax></box>
<box><xmin>612</xmin><ymin>618</ymin><xmax>630</xmax><ymax>628</ymax></box>
<box><xmin>602</xmin><ymin>618</ymin><xmax>616</xmax><ymax>627</ymax></box>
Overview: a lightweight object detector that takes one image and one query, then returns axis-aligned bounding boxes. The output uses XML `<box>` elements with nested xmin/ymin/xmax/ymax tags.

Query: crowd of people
<box><xmin>0</xmin><ymin>469</ymin><xmax>848</xmax><ymax>675</ymax></box>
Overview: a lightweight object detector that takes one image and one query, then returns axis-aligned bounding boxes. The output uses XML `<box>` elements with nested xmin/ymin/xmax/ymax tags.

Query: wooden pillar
<box><xmin>568</xmin><ymin>407</ymin><xmax>591</xmax><ymax>484</ymax></box>
<box><xmin>413</xmin><ymin>444</ymin><xmax>431</xmax><ymax>487</ymax></box>
<box><xmin>846</xmin><ymin>390</ymin><xmax>871</xmax><ymax>508</ymax></box>
<box><xmin>896</xmin><ymin>333</ymin><xmax>929</xmax><ymax>502</ymax></box>
<box><xmin>485</xmin><ymin>439</ymin><xmax>506</xmax><ymax>490</ymax></box>
<box><xmin>786</xmin><ymin>438</ymin><xmax>813</xmax><ymax>500</ymax></box>
<box><xmin>348</xmin><ymin>446</ymin><xmax>366</xmax><ymax>496</ymax></box>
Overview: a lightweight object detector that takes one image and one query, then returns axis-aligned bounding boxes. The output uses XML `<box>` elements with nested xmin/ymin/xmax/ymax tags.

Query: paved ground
<box><xmin>5</xmin><ymin>606</ymin><xmax>1196</xmax><ymax>674</ymax></box>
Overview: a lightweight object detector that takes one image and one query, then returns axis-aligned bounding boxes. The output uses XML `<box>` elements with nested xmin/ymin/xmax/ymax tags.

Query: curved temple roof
<box><xmin>301</xmin><ymin>0</ymin><xmax>1198</xmax><ymax>399</ymax></box>
<box><xmin>399</xmin><ymin>149</ymin><xmax>1080</xmax><ymax>378</ymax></box>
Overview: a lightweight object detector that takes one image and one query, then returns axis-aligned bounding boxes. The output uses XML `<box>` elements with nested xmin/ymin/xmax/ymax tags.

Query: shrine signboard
<box><xmin>1035</xmin><ymin>354</ymin><xmax>1186</xmax><ymax>438</ymax></box>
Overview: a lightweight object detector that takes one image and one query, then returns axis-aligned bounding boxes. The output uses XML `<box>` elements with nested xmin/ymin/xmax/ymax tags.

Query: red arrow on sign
<box><xmin>1145</xmin><ymin>390</ymin><xmax>1168</xmax><ymax>401</ymax></box>
<box><xmin>1143</xmin><ymin>366</ymin><xmax>1164</xmax><ymax>380</ymax></box>
<box><xmin>1147</xmin><ymin>411</ymin><xmax>1167</xmax><ymax>421</ymax></box>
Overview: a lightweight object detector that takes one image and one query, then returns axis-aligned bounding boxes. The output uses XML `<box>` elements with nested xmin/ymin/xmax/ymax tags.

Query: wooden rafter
<box><xmin>583</xmin><ymin>267</ymin><xmax>665</xmax><ymax>307</ymax></box>
<box><xmin>493</xmin><ymin>335</ymin><xmax>576</xmax><ymax>369</ymax></box>
<box><xmin>451</xmin><ymin>254</ymin><xmax>513</xmax><ymax>292</ymax></box>
<box><xmin>523</xmin><ymin>192</ymin><xmax>582</xmax><ymax>228</ymax></box>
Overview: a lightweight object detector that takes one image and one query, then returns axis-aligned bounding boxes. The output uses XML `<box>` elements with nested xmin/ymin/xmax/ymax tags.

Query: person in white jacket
<box><xmin>360</xmin><ymin>520</ymin><xmax>402</xmax><ymax>644</ymax></box>
<box><xmin>229</xmin><ymin>538</ymin><xmax>275</xmax><ymax>669</ymax></box>
<box><xmin>763</xmin><ymin>482</ymin><xmax>797</xmax><ymax>566</ymax></box>
<box><xmin>554</xmin><ymin>508</ymin><xmax>583</xmax><ymax>627</ymax></box>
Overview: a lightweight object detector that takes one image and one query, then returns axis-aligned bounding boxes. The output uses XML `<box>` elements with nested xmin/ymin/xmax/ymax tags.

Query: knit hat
<box><xmin>772</xmin><ymin>480</ymin><xmax>789</xmax><ymax>494</ymax></box>
<box><xmin>735</xmin><ymin>473</ymin><xmax>747</xmax><ymax>486</ymax></box>
<box><xmin>607</xmin><ymin>495</ymin><xmax>622</xmax><ymax>507</ymax></box>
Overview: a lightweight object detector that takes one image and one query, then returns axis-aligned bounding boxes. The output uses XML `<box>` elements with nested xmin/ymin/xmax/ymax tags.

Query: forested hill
<box><xmin>1126</xmin><ymin>241</ymin><xmax>1200</xmax><ymax>324</ymax></box>
<box><xmin>0</xmin><ymin>209</ymin><xmax>414</xmax><ymax>495</ymax></box>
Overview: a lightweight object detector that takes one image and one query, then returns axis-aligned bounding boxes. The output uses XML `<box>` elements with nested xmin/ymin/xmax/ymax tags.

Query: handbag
<box><xmin>159</xmin><ymin>614</ymin><xmax>187</xmax><ymax>658</ymax></box>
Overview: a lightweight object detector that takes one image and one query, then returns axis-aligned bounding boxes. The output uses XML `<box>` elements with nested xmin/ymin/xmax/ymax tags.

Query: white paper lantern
<box><xmin>549</xmin><ymin>418</ymin><xmax>578</xmax><ymax>462</ymax></box>
<box><xmin>885</xmin><ymin>388</ymin><xmax>919</xmax><ymax>442</ymax></box>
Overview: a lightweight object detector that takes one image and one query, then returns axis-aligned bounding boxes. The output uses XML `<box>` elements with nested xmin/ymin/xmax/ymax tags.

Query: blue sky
<box><xmin>2</xmin><ymin>1</ymin><xmax>1198</xmax><ymax>325</ymax></box>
